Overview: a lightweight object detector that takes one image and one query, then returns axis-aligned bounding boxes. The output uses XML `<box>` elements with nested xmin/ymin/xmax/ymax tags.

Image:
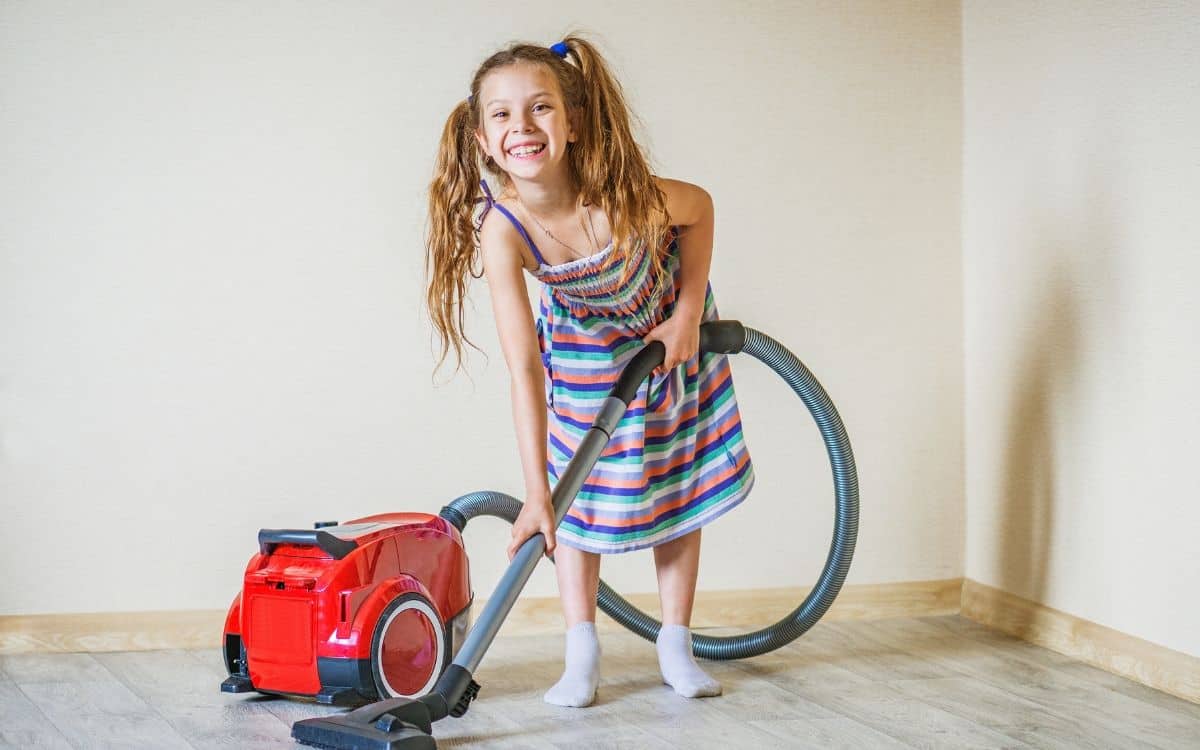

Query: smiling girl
<box><xmin>426</xmin><ymin>35</ymin><xmax>754</xmax><ymax>707</ymax></box>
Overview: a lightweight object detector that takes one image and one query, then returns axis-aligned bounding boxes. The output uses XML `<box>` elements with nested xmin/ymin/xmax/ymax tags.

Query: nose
<box><xmin>510</xmin><ymin>112</ymin><xmax>533</xmax><ymax>133</ymax></box>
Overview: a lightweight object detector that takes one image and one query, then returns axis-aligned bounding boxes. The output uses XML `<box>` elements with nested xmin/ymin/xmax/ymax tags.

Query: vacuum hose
<box><xmin>439</xmin><ymin>322</ymin><xmax>858</xmax><ymax>660</ymax></box>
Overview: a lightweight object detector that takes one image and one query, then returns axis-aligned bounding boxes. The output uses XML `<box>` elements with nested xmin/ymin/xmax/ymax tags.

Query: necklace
<box><xmin>519</xmin><ymin>198</ymin><xmax>601</xmax><ymax>260</ymax></box>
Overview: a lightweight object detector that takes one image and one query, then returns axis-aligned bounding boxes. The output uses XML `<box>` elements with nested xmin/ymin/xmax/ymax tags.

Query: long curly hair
<box><xmin>426</xmin><ymin>34</ymin><xmax>669</xmax><ymax>373</ymax></box>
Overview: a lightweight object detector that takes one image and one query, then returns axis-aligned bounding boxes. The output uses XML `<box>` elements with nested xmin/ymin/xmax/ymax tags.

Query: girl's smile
<box><xmin>507</xmin><ymin>141</ymin><xmax>547</xmax><ymax>159</ymax></box>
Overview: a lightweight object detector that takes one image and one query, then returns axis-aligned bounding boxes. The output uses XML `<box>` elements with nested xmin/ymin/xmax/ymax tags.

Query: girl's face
<box><xmin>474</xmin><ymin>63</ymin><xmax>576</xmax><ymax>185</ymax></box>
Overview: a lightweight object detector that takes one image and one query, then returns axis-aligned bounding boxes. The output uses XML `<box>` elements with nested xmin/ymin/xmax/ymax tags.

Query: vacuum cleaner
<box><xmin>222</xmin><ymin>320</ymin><xmax>859</xmax><ymax>749</ymax></box>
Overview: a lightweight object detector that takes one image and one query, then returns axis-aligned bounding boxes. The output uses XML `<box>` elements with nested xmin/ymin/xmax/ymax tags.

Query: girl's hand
<box><xmin>643</xmin><ymin>312</ymin><xmax>701</xmax><ymax>376</ymax></box>
<box><xmin>508</xmin><ymin>495</ymin><xmax>556</xmax><ymax>560</ymax></box>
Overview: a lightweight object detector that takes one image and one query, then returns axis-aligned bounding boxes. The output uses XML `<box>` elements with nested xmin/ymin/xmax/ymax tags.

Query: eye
<box><xmin>491</xmin><ymin>110</ymin><xmax>508</xmax><ymax>119</ymax></box>
<box><xmin>533</xmin><ymin>103</ymin><xmax>551</xmax><ymax>113</ymax></box>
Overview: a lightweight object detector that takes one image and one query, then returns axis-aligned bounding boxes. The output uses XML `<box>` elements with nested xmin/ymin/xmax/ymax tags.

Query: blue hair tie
<box><xmin>550</xmin><ymin>41</ymin><xmax>569</xmax><ymax>58</ymax></box>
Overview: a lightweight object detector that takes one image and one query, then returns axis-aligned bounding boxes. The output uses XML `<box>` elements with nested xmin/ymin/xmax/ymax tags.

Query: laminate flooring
<box><xmin>2</xmin><ymin>615</ymin><xmax>1197</xmax><ymax>749</ymax></box>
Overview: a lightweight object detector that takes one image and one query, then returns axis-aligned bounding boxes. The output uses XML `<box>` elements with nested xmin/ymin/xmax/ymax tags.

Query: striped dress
<box><xmin>479</xmin><ymin>181</ymin><xmax>755</xmax><ymax>554</ymax></box>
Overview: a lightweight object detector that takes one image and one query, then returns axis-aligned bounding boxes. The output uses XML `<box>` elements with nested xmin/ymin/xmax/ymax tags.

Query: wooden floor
<box><xmin>2</xmin><ymin>615</ymin><xmax>1198</xmax><ymax>749</ymax></box>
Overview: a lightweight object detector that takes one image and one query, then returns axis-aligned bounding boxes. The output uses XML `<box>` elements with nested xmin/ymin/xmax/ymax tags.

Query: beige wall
<box><xmin>0</xmin><ymin>2</ymin><xmax>963</xmax><ymax>616</ymax></box>
<box><xmin>963</xmin><ymin>2</ymin><xmax>1200</xmax><ymax>657</ymax></box>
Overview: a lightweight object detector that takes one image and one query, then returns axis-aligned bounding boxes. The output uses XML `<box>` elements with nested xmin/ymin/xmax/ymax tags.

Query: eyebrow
<box><xmin>485</xmin><ymin>91</ymin><xmax>554</xmax><ymax>108</ymax></box>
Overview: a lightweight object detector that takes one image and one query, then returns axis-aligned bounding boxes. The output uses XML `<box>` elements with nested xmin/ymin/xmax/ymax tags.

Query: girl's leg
<box><xmin>554</xmin><ymin>543</ymin><xmax>600</xmax><ymax>626</ymax></box>
<box><xmin>652</xmin><ymin>528</ymin><xmax>721</xmax><ymax>697</ymax></box>
<box><xmin>653</xmin><ymin>526</ymin><xmax>702</xmax><ymax>626</ymax></box>
<box><xmin>544</xmin><ymin>544</ymin><xmax>602</xmax><ymax>707</ymax></box>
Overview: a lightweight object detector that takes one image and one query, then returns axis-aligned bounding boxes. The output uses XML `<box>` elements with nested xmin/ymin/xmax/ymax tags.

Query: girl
<box><xmin>426</xmin><ymin>35</ymin><xmax>754</xmax><ymax>707</ymax></box>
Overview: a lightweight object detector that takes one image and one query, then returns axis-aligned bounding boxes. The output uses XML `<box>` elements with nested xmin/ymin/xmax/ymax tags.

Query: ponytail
<box><xmin>557</xmin><ymin>35</ymin><xmax>671</xmax><ymax>294</ymax></box>
<box><xmin>426</xmin><ymin>99</ymin><xmax>483</xmax><ymax>373</ymax></box>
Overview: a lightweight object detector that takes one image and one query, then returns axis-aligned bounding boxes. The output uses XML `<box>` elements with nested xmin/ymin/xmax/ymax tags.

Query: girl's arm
<box><xmin>656</xmin><ymin>176</ymin><xmax>714</xmax><ymax>323</ymax></box>
<box><xmin>478</xmin><ymin>211</ymin><xmax>558</xmax><ymax>558</ymax></box>
<box><xmin>645</xmin><ymin>177</ymin><xmax>715</xmax><ymax>374</ymax></box>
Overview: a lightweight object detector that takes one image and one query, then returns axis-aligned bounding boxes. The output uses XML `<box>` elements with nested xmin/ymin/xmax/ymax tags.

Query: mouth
<box><xmin>506</xmin><ymin>143</ymin><xmax>546</xmax><ymax>159</ymax></box>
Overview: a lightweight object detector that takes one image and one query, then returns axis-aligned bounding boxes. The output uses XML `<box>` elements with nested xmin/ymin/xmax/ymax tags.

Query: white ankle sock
<box><xmin>544</xmin><ymin>621</ymin><xmax>600</xmax><ymax>707</ymax></box>
<box><xmin>656</xmin><ymin>624</ymin><xmax>721</xmax><ymax>698</ymax></box>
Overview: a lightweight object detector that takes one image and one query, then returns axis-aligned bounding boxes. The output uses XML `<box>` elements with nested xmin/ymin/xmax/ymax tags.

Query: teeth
<box><xmin>509</xmin><ymin>144</ymin><xmax>544</xmax><ymax>156</ymax></box>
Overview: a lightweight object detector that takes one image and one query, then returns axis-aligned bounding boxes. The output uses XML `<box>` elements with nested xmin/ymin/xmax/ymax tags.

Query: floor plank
<box><xmin>891</xmin><ymin>676</ymin><xmax>1160</xmax><ymax>750</ymax></box>
<box><xmin>0</xmin><ymin>681</ymin><xmax>73</xmax><ymax>749</ymax></box>
<box><xmin>748</xmin><ymin>715</ymin><xmax>914</xmax><ymax>749</ymax></box>
<box><xmin>786</xmin><ymin>679</ymin><xmax>1036</xmax><ymax>749</ymax></box>
<box><xmin>859</xmin><ymin>617</ymin><xmax>1200</xmax><ymax>750</ymax></box>
<box><xmin>16</xmin><ymin>680</ymin><xmax>193</xmax><ymax>750</ymax></box>
<box><xmin>95</xmin><ymin>650</ymin><xmax>295</xmax><ymax>749</ymax></box>
<box><xmin>1053</xmin><ymin>659</ymin><xmax>1200</xmax><ymax>721</ymax></box>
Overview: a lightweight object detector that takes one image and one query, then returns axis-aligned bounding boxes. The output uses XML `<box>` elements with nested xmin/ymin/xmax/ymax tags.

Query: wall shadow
<box><xmin>993</xmin><ymin>173</ymin><xmax>1117</xmax><ymax>606</ymax></box>
<box><xmin>995</xmin><ymin>266</ymin><xmax>1076</xmax><ymax>604</ymax></box>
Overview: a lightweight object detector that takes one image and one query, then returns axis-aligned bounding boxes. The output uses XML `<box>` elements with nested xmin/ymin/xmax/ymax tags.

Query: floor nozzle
<box><xmin>292</xmin><ymin>698</ymin><xmax>438</xmax><ymax>750</ymax></box>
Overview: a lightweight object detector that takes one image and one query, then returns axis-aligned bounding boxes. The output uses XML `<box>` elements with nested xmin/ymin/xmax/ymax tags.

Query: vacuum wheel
<box><xmin>370</xmin><ymin>592</ymin><xmax>448</xmax><ymax>699</ymax></box>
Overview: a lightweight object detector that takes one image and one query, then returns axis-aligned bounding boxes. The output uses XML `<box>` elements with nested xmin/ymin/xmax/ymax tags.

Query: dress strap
<box><xmin>475</xmin><ymin>179</ymin><xmax>547</xmax><ymax>267</ymax></box>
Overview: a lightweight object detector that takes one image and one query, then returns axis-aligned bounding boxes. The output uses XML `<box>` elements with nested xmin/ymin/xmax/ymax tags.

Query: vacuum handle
<box><xmin>257</xmin><ymin>529</ymin><xmax>357</xmax><ymax>560</ymax></box>
<box><xmin>609</xmin><ymin>320</ymin><xmax>746</xmax><ymax>404</ymax></box>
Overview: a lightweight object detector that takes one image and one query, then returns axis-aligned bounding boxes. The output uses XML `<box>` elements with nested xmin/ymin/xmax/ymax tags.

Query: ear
<box><xmin>474</xmin><ymin>130</ymin><xmax>498</xmax><ymax>165</ymax></box>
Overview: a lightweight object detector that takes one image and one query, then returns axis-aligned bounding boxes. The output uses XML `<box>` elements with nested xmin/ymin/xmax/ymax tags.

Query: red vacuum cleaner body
<box><xmin>220</xmin><ymin>512</ymin><xmax>472</xmax><ymax>707</ymax></box>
